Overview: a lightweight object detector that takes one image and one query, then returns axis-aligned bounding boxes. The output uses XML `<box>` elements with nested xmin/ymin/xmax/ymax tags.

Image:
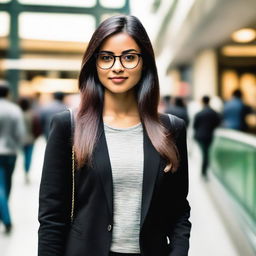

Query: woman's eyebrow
<box><xmin>99</xmin><ymin>50</ymin><xmax>114</xmax><ymax>54</ymax></box>
<box><xmin>122</xmin><ymin>49</ymin><xmax>138</xmax><ymax>54</ymax></box>
<box><xmin>99</xmin><ymin>49</ymin><xmax>138</xmax><ymax>54</ymax></box>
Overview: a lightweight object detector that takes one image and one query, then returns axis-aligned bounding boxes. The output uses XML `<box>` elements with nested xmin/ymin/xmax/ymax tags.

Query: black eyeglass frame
<box><xmin>95</xmin><ymin>53</ymin><xmax>142</xmax><ymax>70</ymax></box>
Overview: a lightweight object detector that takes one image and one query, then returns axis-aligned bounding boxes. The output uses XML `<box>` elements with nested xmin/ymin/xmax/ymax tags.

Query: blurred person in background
<box><xmin>158</xmin><ymin>95</ymin><xmax>171</xmax><ymax>113</ymax></box>
<box><xmin>222</xmin><ymin>89</ymin><xmax>252</xmax><ymax>132</ymax></box>
<box><xmin>162</xmin><ymin>95</ymin><xmax>172</xmax><ymax>112</ymax></box>
<box><xmin>193</xmin><ymin>95</ymin><xmax>220</xmax><ymax>179</ymax></box>
<box><xmin>39</xmin><ymin>91</ymin><xmax>67</xmax><ymax>139</ymax></box>
<box><xmin>19</xmin><ymin>97</ymin><xmax>41</xmax><ymax>184</ymax></box>
<box><xmin>32</xmin><ymin>92</ymin><xmax>44</xmax><ymax>118</ymax></box>
<box><xmin>0</xmin><ymin>80</ymin><xmax>25</xmax><ymax>234</ymax></box>
<box><xmin>38</xmin><ymin>15</ymin><xmax>191</xmax><ymax>256</ymax></box>
<box><xmin>165</xmin><ymin>97</ymin><xmax>189</xmax><ymax>127</ymax></box>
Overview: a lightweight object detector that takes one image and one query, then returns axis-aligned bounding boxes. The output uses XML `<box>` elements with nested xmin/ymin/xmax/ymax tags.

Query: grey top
<box><xmin>104</xmin><ymin>122</ymin><xmax>144</xmax><ymax>254</ymax></box>
<box><xmin>0</xmin><ymin>99</ymin><xmax>25</xmax><ymax>154</ymax></box>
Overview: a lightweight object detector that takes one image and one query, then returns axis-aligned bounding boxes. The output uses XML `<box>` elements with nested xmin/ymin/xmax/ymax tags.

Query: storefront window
<box><xmin>18</xmin><ymin>0</ymin><xmax>96</xmax><ymax>7</ymax></box>
<box><xmin>100</xmin><ymin>0</ymin><xmax>125</xmax><ymax>8</ymax></box>
<box><xmin>19</xmin><ymin>13</ymin><xmax>96</xmax><ymax>42</ymax></box>
<box><xmin>0</xmin><ymin>12</ymin><xmax>9</xmax><ymax>36</ymax></box>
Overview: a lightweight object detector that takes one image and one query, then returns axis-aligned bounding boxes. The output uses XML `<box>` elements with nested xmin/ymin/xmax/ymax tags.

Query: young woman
<box><xmin>38</xmin><ymin>15</ymin><xmax>191</xmax><ymax>256</ymax></box>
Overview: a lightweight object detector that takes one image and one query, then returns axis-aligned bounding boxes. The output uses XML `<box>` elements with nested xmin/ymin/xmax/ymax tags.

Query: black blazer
<box><xmin>38</xmin><ymin>110</ymin><xmax>191</xmax><ymax>256</ymax></box>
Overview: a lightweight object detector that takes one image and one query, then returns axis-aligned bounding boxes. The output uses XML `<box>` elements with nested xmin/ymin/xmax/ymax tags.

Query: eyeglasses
<box><xmin>96</xmin><ymin>52</ymin><xmax>142</xmax><ymax>70</ymax></box>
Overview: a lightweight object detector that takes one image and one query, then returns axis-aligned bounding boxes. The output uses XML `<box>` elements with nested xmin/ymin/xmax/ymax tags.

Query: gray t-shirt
<box><xmin>104</xmin><ymin>122</ymin><xmax>144</xmax><ymax>253</ymax></box>
<box><xmin>0</xmin><ymin>99</ymin><xmax>25</xmax><ymax>154</ymax></box>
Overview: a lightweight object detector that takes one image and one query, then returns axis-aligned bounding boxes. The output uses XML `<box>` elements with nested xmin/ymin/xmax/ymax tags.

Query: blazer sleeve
<box><xmin>38</xmin><ymin>111</ymin><xmax>72</xmax><ymax>256</ymax></box>
<box><xmin>168</xmin><ymin>118</ymin><xmax>191</xmax><ymax>256</ymax></box>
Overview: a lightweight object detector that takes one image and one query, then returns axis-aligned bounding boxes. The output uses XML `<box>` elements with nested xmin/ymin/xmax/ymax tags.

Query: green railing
<box><xmin>210</xmin><ymin>129</ymin><xmax>256</xmax><ymax>230</ymax></box>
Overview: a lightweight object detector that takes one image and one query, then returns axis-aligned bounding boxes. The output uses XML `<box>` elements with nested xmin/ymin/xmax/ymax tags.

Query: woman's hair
<box><xmin>74</xmin><ymin>15</ymin><xmax>179</xmax><ymax>172</ymax></box>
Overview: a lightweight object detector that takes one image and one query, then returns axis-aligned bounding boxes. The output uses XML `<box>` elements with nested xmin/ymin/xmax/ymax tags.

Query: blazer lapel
<box><xmin>93</xmin><ymin>119</ymin><xmax>113</xmax><ymax>215</ymax></box>
<box><xmin>140</xmin><ymin>130</ymin><xmax>161</xmax><ymax>228</ymax></box>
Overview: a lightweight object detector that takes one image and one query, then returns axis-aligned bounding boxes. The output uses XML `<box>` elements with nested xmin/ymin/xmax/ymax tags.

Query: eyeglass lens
<box><xmin>97</xmin><ymin>53</ymin><xmax>140</xmax><ymax>69</ymax></box>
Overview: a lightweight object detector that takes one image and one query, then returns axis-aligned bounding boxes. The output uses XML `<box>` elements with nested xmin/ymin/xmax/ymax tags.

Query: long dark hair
<box><xmin>74</xmin><ymin>15</ymin><xmax>179</xmax><ymax>172</ymax></box>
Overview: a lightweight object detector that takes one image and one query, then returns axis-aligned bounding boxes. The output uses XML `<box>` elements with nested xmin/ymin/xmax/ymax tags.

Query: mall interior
<box><xmin>0</xmin><ymin>0</ymin><xmax>256</xmax><ymax>255</ymax></box>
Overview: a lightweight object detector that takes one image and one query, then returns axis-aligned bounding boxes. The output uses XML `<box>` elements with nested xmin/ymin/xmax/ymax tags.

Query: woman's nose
<box><xmin>111</xmin><ymin>57</ymin><xmax>124</xmax><ymax>72</ymax></box>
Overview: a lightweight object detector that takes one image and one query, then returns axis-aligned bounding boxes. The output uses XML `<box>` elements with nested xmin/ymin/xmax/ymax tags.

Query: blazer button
<box><xmin>107</xmin><ymin>224</ymin><xmax>112</xmax><ymax>232</ymax></box>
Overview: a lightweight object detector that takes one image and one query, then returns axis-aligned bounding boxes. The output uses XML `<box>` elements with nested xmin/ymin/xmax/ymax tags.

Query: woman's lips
<box><xmin>109</xmin><ymin>77</ymin><xmax>128</xmax><ymax>84</ymax></box>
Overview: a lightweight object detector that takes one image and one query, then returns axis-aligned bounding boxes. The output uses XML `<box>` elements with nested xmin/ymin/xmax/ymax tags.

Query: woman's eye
<box><xmin>123</xmin><ymin>54</ymin><xmax>135</xmax><ymax>61</ymax></box>
<box><xmin>100</xmin><ymin>55</ymin><xmax>113</xmax><ymax>62</ymax></box>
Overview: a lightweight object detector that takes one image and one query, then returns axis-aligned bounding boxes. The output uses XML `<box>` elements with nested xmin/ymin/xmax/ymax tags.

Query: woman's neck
<box><xmin>103</xmin><ymin>90</ymin><xmax>140</xmax><ymax>127</ymax></box>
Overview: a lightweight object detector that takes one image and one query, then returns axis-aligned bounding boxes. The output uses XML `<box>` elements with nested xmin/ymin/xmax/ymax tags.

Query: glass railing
<box><xmin>210</xmin><ymin>129</ymin><xmax>256</xmax><ymax>231</ymax></box>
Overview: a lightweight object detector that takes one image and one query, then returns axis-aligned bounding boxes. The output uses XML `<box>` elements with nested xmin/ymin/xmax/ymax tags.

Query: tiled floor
<box><xmin>0</xmin><ymin>136</ymin><xmax>239</xmax><ymax>256</ymax></box>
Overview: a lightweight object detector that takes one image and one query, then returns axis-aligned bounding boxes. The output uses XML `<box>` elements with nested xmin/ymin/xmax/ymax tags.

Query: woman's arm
<box><xmin>168</xmin><ymin>118</ymin><xmax>191</xmax><ymax>256</ymax></box>
<box><xmin>38</xmin><ymin>111</ymin><xmax>72</xmax><ymax>256</ymax></box>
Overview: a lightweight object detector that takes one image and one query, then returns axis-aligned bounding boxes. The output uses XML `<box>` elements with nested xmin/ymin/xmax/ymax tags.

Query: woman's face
<box><xmin>96</xmin><ymin>32</ymin><xmax>143</xmax><ymax>95</ymax></box>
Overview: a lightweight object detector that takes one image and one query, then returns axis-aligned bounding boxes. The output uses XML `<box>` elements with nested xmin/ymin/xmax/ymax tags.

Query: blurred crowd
<box><xmin>160</xmin><ymin>90</ymin><xmax>256</xmax><ymax>180</ymax></box>
<box><xmin>0</xmin><ymin>80</ymin><xmax>69</xmax><ymax>234</ymax></box>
